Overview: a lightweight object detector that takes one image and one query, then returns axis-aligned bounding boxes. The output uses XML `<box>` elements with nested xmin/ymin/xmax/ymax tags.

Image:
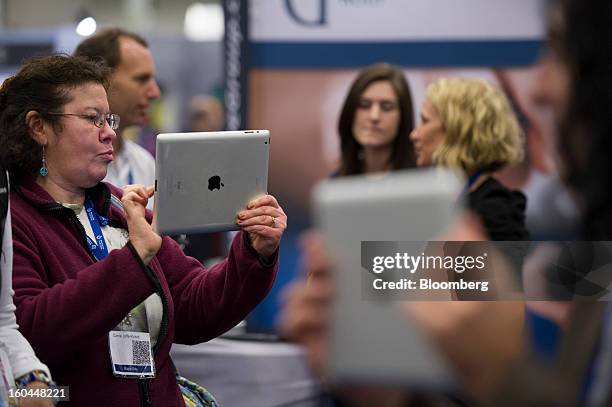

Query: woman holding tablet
<box><xmin>0</xmin><ymin>54</ymin><xmax>287</xmax><ymax>406</ymax></box>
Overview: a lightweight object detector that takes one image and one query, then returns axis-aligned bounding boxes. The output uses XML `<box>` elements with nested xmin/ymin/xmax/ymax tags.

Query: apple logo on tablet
<box><xmin>207</xmin><ymin>175</ymin><xmax>224</xmax><ymax>191</ymax></box>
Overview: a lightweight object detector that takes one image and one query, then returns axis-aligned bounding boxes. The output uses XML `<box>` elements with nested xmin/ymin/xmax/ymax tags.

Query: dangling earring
<box><xmin>39</xmin><ymin>145</ymin><xmax>48</xmax><ymax>177</ymax></box>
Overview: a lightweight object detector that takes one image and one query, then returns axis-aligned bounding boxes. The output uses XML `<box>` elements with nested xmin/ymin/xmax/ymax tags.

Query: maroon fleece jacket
<box><xmin>10</xmin><ymin>177</ymin><xmax>278</xmax><ymax>406</ymax></box>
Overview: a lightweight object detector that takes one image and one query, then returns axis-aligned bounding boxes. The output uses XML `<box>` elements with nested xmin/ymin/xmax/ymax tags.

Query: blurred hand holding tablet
<box><xmin>312</xmin><ymin>168</ymin><xmax>462</xmax><ymax>390</ymax></box>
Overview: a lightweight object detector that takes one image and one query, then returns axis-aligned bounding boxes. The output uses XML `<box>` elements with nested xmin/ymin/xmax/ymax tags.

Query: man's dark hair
<box><xmin>74</xmin><ymin>28</ymin><xmax>148</xmax><ymax>69</ymax></box>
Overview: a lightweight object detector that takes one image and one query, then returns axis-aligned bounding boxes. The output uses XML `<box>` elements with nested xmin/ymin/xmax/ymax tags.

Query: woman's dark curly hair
<box><xmin>0</xmin><ymin>54</ymin><xmax>110</xmax><ymax>182</ymax></box>
<box><xmin>337</xmin><ymin>63</ymin><xmax>415</xmax><ymax>176</ymax></box>
<box><xmin>551</xmin><ymin>0</ymin><xmax>612</xmax><ymax>239</ymax></box>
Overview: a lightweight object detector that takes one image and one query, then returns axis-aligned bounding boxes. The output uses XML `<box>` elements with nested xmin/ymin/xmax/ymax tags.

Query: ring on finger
<box><xmin>271</xmin><ymin>216</ymin><xmax>277</xmax><ymax>227</ymax></box>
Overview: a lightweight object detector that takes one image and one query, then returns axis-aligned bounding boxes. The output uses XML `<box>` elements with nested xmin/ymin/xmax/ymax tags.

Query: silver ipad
<box><xmin>155</xmin><ymin>130</ymin><xmax>269</xmax><ymax>234</ymax></box>
<box><xmin>313</xmin><ymin>168</ymin><xmax>462</xmax><ymax>389</ymax></box>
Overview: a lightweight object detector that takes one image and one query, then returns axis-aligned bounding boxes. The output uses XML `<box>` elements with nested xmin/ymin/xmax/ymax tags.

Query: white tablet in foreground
<box><xmin>313</xmin><ymin>168</ymin><xmax>462</xmax><ymax>390</ymax></box>
<box><xmin>155</xmin><ymin>130</ymin><xmax>269</xmax><ymax>234</ymax></box>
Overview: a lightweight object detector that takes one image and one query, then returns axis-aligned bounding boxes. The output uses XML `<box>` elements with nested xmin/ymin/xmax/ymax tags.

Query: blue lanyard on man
<box><xmin>127</xmin><ymin>167</ymin><xmax>133</xmax><ymax>185</ymax></box>
<box><xmin>84</xmin><ymin>197</ymin><xmax>110</xmax><ymax>261</ymax></box>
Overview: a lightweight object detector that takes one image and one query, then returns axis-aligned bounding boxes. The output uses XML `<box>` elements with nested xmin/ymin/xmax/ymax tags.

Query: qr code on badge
<box><xmin>132</xmin><ymin>340</ymin><xmax>150</xmax><ymax>365</ymax></box>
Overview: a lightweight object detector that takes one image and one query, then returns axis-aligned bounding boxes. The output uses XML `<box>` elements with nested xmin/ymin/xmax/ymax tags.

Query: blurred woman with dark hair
<box><xmin>336</xmin><ymin>63</ymin><xmax>415</xmax><ymax>176</ymax></box>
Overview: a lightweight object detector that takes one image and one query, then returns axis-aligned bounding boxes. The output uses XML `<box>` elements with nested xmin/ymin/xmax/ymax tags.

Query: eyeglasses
<box><xmin>47</xmin><ymin>112</ymin><xmax>120</xmax><ymax>130</ymax></box>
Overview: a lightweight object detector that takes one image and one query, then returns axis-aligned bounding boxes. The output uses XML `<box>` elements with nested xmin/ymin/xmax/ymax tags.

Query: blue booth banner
<box><xmin>250</xmin><ymin>0</ymin><xmax>545</xmax><ymax>68</ymax></box>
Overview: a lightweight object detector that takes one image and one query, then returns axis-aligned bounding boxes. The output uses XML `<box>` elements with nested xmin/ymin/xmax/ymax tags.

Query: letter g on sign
<box><xmin>285</xmin><ymin>0</ymin><xmax>327</xmax><ymax>26</ymax></box>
